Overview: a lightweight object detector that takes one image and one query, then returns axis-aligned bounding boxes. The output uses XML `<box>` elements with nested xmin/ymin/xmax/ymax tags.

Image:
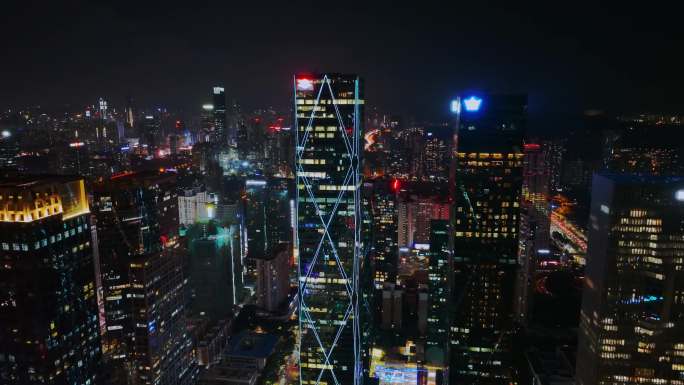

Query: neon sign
<box><xmin>297</xmin><ymin>78</ymin><xmax>314</xmax><ymax>91</ymax></box>
<box><xmin>463</xmin><ymin>96</ymin><xmax>483</xmax><ymax>112</ymax></box>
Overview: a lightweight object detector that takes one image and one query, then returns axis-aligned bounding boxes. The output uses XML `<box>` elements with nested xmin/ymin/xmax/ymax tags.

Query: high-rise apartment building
<box><xmin>450</xmin><ymin>94</ymin><xmax>526</xmax><ymax>384</ymax></box>
<box><xmin>178</xmin><ymin>186</ymin><xmax>213</xmax><ymax>225</ymax></box>
<box><xmin>0</xmin><ymin>176</ymin><xmax>102</xmax><ymax>385</ymax></box>
<box><xmin>576</xmin><ymin>174</ymin><xmax>684</xmax><ymax>385</ymax></box>
<box><xmin>294</xmin><ymin>73</ymin><xmax>364</xmax><ymax>385</ymax></box>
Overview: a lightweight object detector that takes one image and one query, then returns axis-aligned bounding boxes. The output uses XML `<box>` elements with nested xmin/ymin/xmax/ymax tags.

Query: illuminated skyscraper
<box><xmin>0</xmin><ymin>176</ymin><xmax>102</xmax><ymax>385</ymax></box>
<box><xmin>576</xmin><ymin>174</ymin><xmax>684</xmax><ymax>385</ymax></box>
<box><xmin>294</xmin><ymin>73</ymin><xmax>364</xmax><ymax>385</ymax></box>
<box><xmin>450</xmin><ymin>94</ymin><xmax>526</xmax><ymax>384</ymax></box>
<box><xmin>141</xmin><ymin>113</ymin><xmax>161</xmax><ymax>156</ymax></box>
<box><xmin>0</xmin><ymin>129</ymin><xmax>19</xmax><ymax>170</ymax></box>
<box><xmin>213</xmin><ymin>86</ymin><xmax>227</xmax><ymax>144</ymax></box>
<box><xmin>427</xmin><ymin>219</ymin><xmax>451</xmax><ymax>382</ymax></box>
<box><xmin>367</xmin><ymin>179</ymin><xmax>399</xmax><ymax>288</ymax></box>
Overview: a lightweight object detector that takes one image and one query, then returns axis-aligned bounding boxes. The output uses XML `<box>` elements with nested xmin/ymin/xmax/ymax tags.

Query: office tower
<box><xmin>515</xmin><ymin>142</ymin><xmax>551</xmax><ymax>324</ymax></box>
<box><xmin>0</xmin><ymin>129</ymin><xmax>19</xmax><ymax>170</ymax></box>
<box><xmin>255</xmin><ymin>245</ymin><xmax>291</xmax><ymax>312</ymax></box>
<box><xmin>141</xmin><ymin>114</ymin><xmax>161</xmax><ymax>156</ymax></box>
<box><xmin>243</xmin><ymin>177</ymin><xmax>291</xmax><ymax>257</ymax></box>
<box><xmin>187</xmin><ymin>225</ymin><xmax>240</xmax><ymax>319</ymax></box>
<box><xmin>244</xmin><ymin>178</ymin><xmax>267</xmax><ymax>260</ymax></box>
<box><xmin>93</xmin><ymin>171</ymin><xmax>193</xmax><ymax>385</ymax></box>
<box><xmin>367</xmin><ymin>179</ymin><xmax>399</xmax><ymax>288</ymax></box>
<box><xmin>424</xmin><ymin>127</ymin><xmax>450</xmax><ymax>181</ymax></box>
<box><xmin>450</xmin><ymin>94</ymin><xmax>526</xmax><ymax>384</ymax></box>
<box><xmin>0</xmin><ymin>176</ymin><xmax>102</xmax><ymax>385</ymax></box>
<box><xmin>576</xmin><ymin>174</ymin><xmax>684</xmax><ymax>385</ymax></box>
<box><xmin>294</xmin><ymin>73</ymin><xmax>364</xmax><ymax>385</ymax></box>
<box><xmin>425</xmin><ymin>219</ymin><xmax>451</xmax><ymax>382</ymax></box>
<box><xmin>265</xmin><ymin>178</ymin><xmax>293</xmax><ymax>252</ymax></box>
<box><xmin>213</xmin><ymin>87</ymin><xmax>227</xmax><ymax>145</ymax></box>
<box><xmin>200</xmin><ymin>104</ymin><xmax>215</xmax><ymax>143</ymax></box>
<box><xmin>544</xmin><ymin>139</ymin><xmax>565</xmax><ymax>194</ymax></box>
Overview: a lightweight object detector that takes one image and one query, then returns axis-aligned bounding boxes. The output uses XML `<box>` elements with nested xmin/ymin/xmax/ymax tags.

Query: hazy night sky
<box><xmin>1</xmin><ymin>1</ymin><xmax>682</xmax><ymax>129</ymax></box>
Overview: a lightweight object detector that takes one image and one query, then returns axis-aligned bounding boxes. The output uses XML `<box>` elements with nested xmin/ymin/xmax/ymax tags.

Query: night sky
<box><xmin>2</xmin><ymin>1</ymin><xmax>682</xmax><ymax>127</ymax></box>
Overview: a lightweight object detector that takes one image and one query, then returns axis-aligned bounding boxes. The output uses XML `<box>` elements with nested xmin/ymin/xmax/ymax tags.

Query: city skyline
<box><xmin>2</xmin><ymin>2</ymin><xmax>683</xmax><ymax>124</ymax></box>
<box><xmin>2</xmin><ymin>4</ymin><xmax>684</xmax><ymax>385</ymax></box>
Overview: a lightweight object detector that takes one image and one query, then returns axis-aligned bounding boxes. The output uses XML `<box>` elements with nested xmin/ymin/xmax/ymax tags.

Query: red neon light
<box><xmin>524</xmin><ymin>143</ymin><xmax>541</xmax><ymax>151</ymax></box>
<box><xmin>391</xmin><ymin>179</ymin><xmax>400</xmax><ymax>192</ymax></box>
<box><xmin>110</xmin><ymin>171</ymin><xmax>136</xmax><ymax>180</ymax></box>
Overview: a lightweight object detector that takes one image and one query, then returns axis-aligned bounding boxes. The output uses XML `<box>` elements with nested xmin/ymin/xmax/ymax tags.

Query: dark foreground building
<box><xmin>0</xmin><ymin>176</ymin><xmax>102</xmax><ymax>384</ymax></box>
<box><xmin>93</xmin><ymin>171</ymin><xmax>193</xmax><ymax>385</ymax></box>
<box><xmin>576</xmin><ymin>174</ymin><xmax>684</xmax><ymax>385</ymax></box>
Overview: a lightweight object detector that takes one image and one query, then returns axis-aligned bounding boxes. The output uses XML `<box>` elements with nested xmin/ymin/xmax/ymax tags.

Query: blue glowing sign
<box><xmin>622</xmin><ymin>295</ymin><xmax>663</xmax><ymax>304</ymax></box>
<box><xmin>374</xmin><ymin>366</ymin><xmax>427</xmax><ymax>384</ymax></box>
<box><xmin>463</xmin><ymin>96</ymin><xmax>483</xmax><ymax>112</ymax></box>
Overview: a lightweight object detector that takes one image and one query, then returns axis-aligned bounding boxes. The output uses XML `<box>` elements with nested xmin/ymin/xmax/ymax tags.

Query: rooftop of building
<box><xmin>247</xmin><ymin>243</ymin><xmax>290</xmax><ymax>261</ymax></box>
<box><xmin>0</xmin><ymin>173</ymin><xmax>83</xmax><ymax>188</ymax></box>
<box><xmin>199</xmin><ymin>364</ymin><xmax>258</xmax><ymax>384</ymax></box>
<box><xmin>525</xmin><ymin>348</ymin><xmax>575</xmax><ymax>385</ymax></box>
<box><xmin>94</xmin><ymin>169</ymin><xmax>176</xmax><ymax>190</ymax></box>
<box><xmin>0</xmin><ymin>174</ymin><xmax>89</xmax><ymax>223</ymax></box>
<box><xmin>225</xmin><ymin>331</ymin><xmax>278</xmax><ymax>359</ymax></box>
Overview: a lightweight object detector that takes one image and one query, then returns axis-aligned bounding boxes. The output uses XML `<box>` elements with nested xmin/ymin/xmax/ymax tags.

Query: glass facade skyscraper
<box><xmin>0</xmin><ymin>176</ymin><xmax>102</xmax><ymax>385</ymax></box>
<box><xmin>213</xmin><ymin>86</ymin><xmax>227</xmax><ymax>144</ymax></box>
<box><xmin>576</xmin><ymin>174</ymin><xmax>684</xmax><ymax>385</ymax></box>
<box><xmin>294</xmin><ymin>73</ymin><xmax>364</xmax><ymax>385</ymax></box>
<box><xmin>450</xmin><ymin>94</ymin><xmax>526</xmax><ymax>385</ymax></box>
